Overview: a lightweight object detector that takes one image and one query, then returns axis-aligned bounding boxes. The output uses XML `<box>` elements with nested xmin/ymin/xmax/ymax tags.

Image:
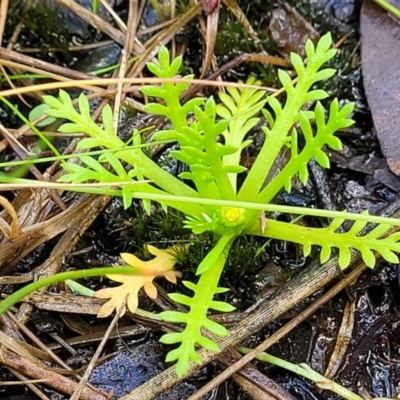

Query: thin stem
<box><xmin>0</xmin><ymin>267</ymin><xmax>143</xmax><ymax>315</ymax></box>
<box><xmin>0</xmin><ymin>96</ymin><xmax>61</xmax><ymax>159</ymax></box>
<box><xmin>374</xmin><ymin>0</ymin><xmax>400</xmax><ymax>19</ymax></box>
<box><xmin>237</xmin><ymin>346</ymin><xmax>364</xmax><ymax>400</ymax></box>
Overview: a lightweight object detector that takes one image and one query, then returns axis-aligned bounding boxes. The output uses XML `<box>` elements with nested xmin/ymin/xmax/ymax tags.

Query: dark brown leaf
<box><xmin>361</xmin><ymin>1</ymin><xmax>400</xmax><ymax>175</ymax></box>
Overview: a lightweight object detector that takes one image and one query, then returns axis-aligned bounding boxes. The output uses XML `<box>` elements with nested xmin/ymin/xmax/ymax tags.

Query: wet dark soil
<box><xmin>2</xmin><ymin>0</ymin><xmax>400</xmax><ymax>399</ymax></box>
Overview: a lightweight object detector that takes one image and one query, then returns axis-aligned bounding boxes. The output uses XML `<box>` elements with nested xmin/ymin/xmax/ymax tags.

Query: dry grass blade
<box><xmin>217</xmin><ymin>351</ymin><xmax>297</xmax><ymax>400</ymax></box>
<box><xmin>222</xmin><ymin>0</ymin><xmax>265</xmax><ymax>52</ymax></box>
<box><xmin>0</xmin><ymin>0</ymin><xmax>9</xmax><ymax>45</ymax></box>
<box><xmin>324</xmin><ymin>298</ymin><xmax>355</xmax><ymax>378</ymax></box>
<box><xmin>128</xmin><ymin>3</ymin><xmax>201</xmax><ymax>76</ymax></box>
<box><xmin>199</xmin><ymin>0</ymin><xmax>220</xmax><ymax>78</ymax></box>
<box><xmin>0</xmin><ymin>194</ymin><xmax>102</xmax><ymax>270</ymax></box>
<box><xmin>53</xmin><ymin>0</ymin><xmax>143</xmax><ymax>52</ymax></box>
<box><xmin>0</xmin><ymin>348</ymin><xmax>107</xmax><ymax>400</ymax></box>
<box><xmin>0</xmin><ymin>76</ymin><xmax>272</xmax><ymax>98</ymax></box>
<box><xmin>112</xmin><ymin>0</ymin><xmax>138</xmax><ymax>132</ymax></box>
<box><xmin>0</xmin><ymin>48</ymin><xmax>97</xmax><ymax>81</ymax></box>
<box><xmin>14</xmin><ymin>195</ymin><xmax>112</xmax><ymax>324</ymax></box>
<box><xmin>0</xmin><ymin>194</ymin><xmax>19</xmax><ymax>240</ymax></box>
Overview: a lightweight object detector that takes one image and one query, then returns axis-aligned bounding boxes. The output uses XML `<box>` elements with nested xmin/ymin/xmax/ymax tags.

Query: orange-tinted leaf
<box><xmin>94</xmin><ymin>245</ymin><xmax>182</xmax><ymax>318</ymax></box>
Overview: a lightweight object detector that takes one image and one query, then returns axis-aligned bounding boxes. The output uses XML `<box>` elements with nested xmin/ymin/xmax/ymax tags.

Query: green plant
<box><xmin>237</xmin><ymin>346</ymin><xmax>363</xmax><ymax>400</ymax></box>
<box><xmin>2</xmin><ymin>33</ymin><xmax>400</xmax><ymax>377</ymax></box>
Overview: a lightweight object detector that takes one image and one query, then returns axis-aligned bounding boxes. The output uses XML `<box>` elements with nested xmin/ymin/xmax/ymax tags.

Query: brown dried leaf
<box><xmin>94</xmin><ymin>245</ymin><xmax>180</xmax><ymax>318</ymax></box>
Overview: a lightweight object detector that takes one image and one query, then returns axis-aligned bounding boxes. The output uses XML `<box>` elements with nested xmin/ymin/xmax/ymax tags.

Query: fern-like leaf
<box><xmin>159</xmin><ymin>239</ymin><xmax>235</xmax><ymax>376</ymax></box>
<box><xmin>258</xmin><ymin>218</ymin><xmax>400</xmax><ymax>270</ymax></box>
<box><xmin>258</xmin><ymin>99</ymin><xmax>353</xmax><ymax>203</ymax></box>
<box><xmin>216</xmin><ymin>76</ymin><xmax>266</xmax><ymax>191</ymax></box>
<box><xmin>239</xmin><ymin>32</ymin><xmax>341</xmax><ymax>203</ymax></box>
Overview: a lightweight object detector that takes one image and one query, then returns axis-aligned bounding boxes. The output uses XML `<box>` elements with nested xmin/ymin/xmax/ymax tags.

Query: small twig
<box><xmin>69</xmin><ymin>296</ymin><xmax>128</xmax><ymax>400</ymax></box>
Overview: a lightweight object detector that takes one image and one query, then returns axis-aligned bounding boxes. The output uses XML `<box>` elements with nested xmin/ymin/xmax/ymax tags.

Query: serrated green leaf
<box><xmin>338</xmin><ymin>246</ymin><xmax>351</xmax><ymax>269</ymax></box>
<box><xmin>164</xmin><ymin>346</ymin><xmax>186</xmax><ymax>364</ymax></box>
<box><xmin>182</xmin><ymin>98</ymin><xmax>204</xmax><ymax>115</ymax></box>
<box><xmin>223</xmin><ymin>165</ymin><xmax>247</xmax><ymax>173</ymax></box>
<box><xmin>226</xmin><ymin>85</ymin><xmax>240</xmax><ymax>103</ymax></box>
<box><xmin>169</xmin><ymin>293</ymin><xmax>192</xmax><ymax>306</ymax></box>
<box><xmin>159</xmin><ymin>332</ymin><xmax>183</xmax><ymax>344</ymax></box>
<box><xmin>326</xmin><ymin>135</ymin><xmax>342</xmax><ymax>151</ymax></box>
<box><xmin>304</xmin><ymin>38</ymin><xmax>316</xmax><ymax>58</ymax></box>
<box><xmin>380</xmin><ymin>248</ymin><xmax>399</xmax><ymax>264</ymax></box>
<box><xmin>44</xmin><ymin>108</ymin><xmax>71</xmax><ymax>119</ymax></box>
<box><xmin>317</xmin><ymin>32</ymin><xmax>332</xmax><ymax>52</ymax></box>
<box><xmin>182</xmin><ymin>280</ymin><xmax>197</xmax><ymax>292</ymax></box>
<box><xmin>122</xmin><ymin>187</ymin><xmax>133</xmax><ymax>209</ymax></box>
<box><xmin>140</xmin><ymin>85</ymin><xmax>166</xmax><ymax>98</ymax></box>
<box><xmin>360</xmin><ymin>247</ymin><xmax>376</xmax><ymax>268</ymax></box>
<box><xmin>158</xmin><ymin>45</ymin><xmax>171</xmax><ymax>71</ymax></box>
<box><xmin>160</xmin><ymin>310</ymin><xmax>188</xmax><ymax>323</ymax></box>
<box><xmin>58</xmin><ymin>122</ymin><xmax>84</xmax><ymax>133</ymax></box>
<box><xmin>143</xmin><ymin>198</ymin><xmax>151</xmax><ymax>215</ymax></box>
<box><xmin>218</xmin><ymin>92</ymin><xmax>236</xmax><ymax>113</ymax></box>
<box><xmin>179</xmin><ymin>171</ymin><xmax>195</xmax><ymax>180</ymax></box>
<box><xmin>290</xmin><ymin>52</ymin><xmax>305</xmax><ymax>77</ymax></box>
<box><xmin>29</xmin><ymin>104</ymin><xmax>56</xmax><ymax>127</ymax></box>
<box><xmin>299</xmin><ymin>112</ymin><xmax>313</xmax><ymax>142</ymax></box>
<box><xmin>314</xmin><ymin>149</ymin><xmax>330</xmax><ymax>168</ymax></box>
<box><xmin>320</xmin><ymin>245</ymin><xmax>332</xmax><ymax>263</ymax></box>
<box><xmin>210</xmin><ymin>300</ymin><xmax>235</xmax><ymax>312</ymax></box>
<box><xmin>348</xmin><ymin>218</ymin><xmax>367</xmax><ymax>235</ymax></box>
<box><xmin>268</xmin><ymin>97</ymin><xmax>283</xmax><ymax>117</ymax></box>
<box><xmin>181</xmin><ymin>146</ymin><xmax>206</xmax><ymax>160</ymax></box>
<box><xmin>146</xmin><ymin>61</ymin><xmax>163</xmax><ymax>77</ymax></box>
<box><xmin>329</xmin><ymin>217</ymin><xmax>345</xmax><ymax>231</ymax></box>
<box><xmin>303</xmin><ymin>243</ymin><xmax>312</xmax><ymax>257</ymax></box>
<box><xmin>143</xmin><ymin>103</ymin><xmax>170</xmax><ymax>116</ymax></box>
<box><xmin>313</xmin><ymin>68</ymin><xmax>336</xmax><ymax>82</ymax></box>
<box><xmin>241</xmin><ymin>117</ymin><xmax>259</xmax><ymax>135</ymax></box>
<box><xmin>298</xmin><ymin>164</ymin><xmax>309</xmax><ymax>185</ymax></box>
<box><xmin>216</xmin><ymin>105</ymin><xmax>231</xmax><ymax>120</ymax></box>
<box><xmin>42</xmin><ymin>94</ymin><xmax>62</xmax><ymax>109</ymax></box>
<box><xmin>59</xmin><ymin>89</ymin><xmax>72</xmax><ymax>106</ymax></box>
<box><xmin>105</xmin><ymin>152</ymin><xmax>126</xmax><ymax>177</ymax></box>
<box><xmin>204</xmin><ymin>319</ymin><xmax>229</xmax><ymax>336</ymax></box>
<box><xmin>305</xmin><ymin>90</ymin><xmax>328</xmax><ymax>102</ymax></box>
<box><xmin>152</xmin><ymin>129</ymin><xmax>177</xmax><ymax>141</ymax></box>
<box><xmin>338</xmin><ymin>101</ymin><xmax>355</xmax><ymax>117</ymax></box>
<box><xmin>102</xmin><ymin>104</ymin><xmax>114</xmax><ymax>136</ymax></box>
<box><xmin>169</xmin><ymin>55</ymin><xmax>183</xmax><ymax>76</ymax></box>
<box><xmin>76</xmin><ymin>138</ymin><xmax>102</xmax><ymax>149</ymax></box>
<box><xmin>78</xmin><ymin>93</ymin><xmax>90</xmax><ymax>118</ymax></box>
<box><xmin>214</xmin><ymin>286</ymin><xmax>229</xmax><ymax>294</ymax></box>
<box><xmin>197</xmin><ymin>335</ymin><xmax>220</xmax><ymax>352</ymax></box>
<box><xmin>217</xmin><ymin>144</ymin><xmax>239</xmax><ymax>156</ymax></box>
<box><xmin>278</xmin><ymin>69</ymin><xmax>294</xmax><ymax>95</ymax></box>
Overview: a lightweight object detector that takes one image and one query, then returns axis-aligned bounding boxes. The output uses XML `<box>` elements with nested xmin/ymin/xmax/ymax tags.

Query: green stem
<box><xmin>116</xmin><ymin>149</ymin><xmax>200</xmax><ymax>199</ymax></box>
<box><xmin>373</xmin><ymin>0</ymin><xmax>400</xmax><ymax>19</ymax></box>
<box><xmin>0</xmin><ymin>96</ymin><xmax>61</xmax><ymax>160</ymax></box>
<box><xmin>237</xmin><ymin>346</ymin><xmax>364</xmax><ymax>400</ymax></box>
<box><xmin>0</xmin><ymin>267</ymin><xmax>142</xmax><ymax>316</ymax></box>
<box><xmin>237</xmin><ymin>93</ymin><xmax>307</xmax><ymax>202</ymax></box>
<box><xmin>208</xmin><ymin>150</ymin><xmax>235</xmax><ymax>201</ymax></box>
